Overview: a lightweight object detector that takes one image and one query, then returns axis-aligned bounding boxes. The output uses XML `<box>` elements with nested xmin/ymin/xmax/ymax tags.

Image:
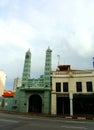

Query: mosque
<box><xmin>13</xmin><ymin>47</ymin><xmax>52</xmax><ymax>114</ymax></box>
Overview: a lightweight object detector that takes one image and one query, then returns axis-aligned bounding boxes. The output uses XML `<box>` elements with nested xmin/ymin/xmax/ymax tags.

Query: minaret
<box><xmin>44</xmin><ymin>47</ymin><xmax>52</xmax><ymax>88</ymax></box>
<box><xmin>22</xmin><ymin>49</ymin><xmax>31</xmax><ymax>88</ymax></box>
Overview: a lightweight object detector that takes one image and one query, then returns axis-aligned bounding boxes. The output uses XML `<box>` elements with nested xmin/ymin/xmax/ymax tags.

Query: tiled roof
<box><xmin>3</xmin><ymin>90</ymin><xmax>15</xmax><ymax>97</ymax></box>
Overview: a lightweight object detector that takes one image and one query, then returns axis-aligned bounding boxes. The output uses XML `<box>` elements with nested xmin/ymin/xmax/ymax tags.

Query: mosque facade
<box><xmin>12</xmin><ymin>47</ymin><xmax>52</xmax><ymax>114</ymax></box>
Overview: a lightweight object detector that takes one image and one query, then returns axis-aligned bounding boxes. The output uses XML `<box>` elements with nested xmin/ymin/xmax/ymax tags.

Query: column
<box><xmin>69</xmin><ymin>93</ymin><xmax>73</xmax><ymax>116</ymax></box>
<box><xmin>51</xmin><ymin>94</ymin><xmax>56</xmax><ymax>115</ymax></box>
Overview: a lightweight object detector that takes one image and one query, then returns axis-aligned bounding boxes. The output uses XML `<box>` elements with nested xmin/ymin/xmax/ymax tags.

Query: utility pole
<box><xmin>57</xmin><ymin>55</ymin><xmax>60</xmax><ymax>66</ymax></box>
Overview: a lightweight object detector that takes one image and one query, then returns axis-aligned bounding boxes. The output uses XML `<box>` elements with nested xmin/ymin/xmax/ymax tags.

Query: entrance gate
<box><xmin>28</xmin><ymin>94</ymin><xmax>42</xmax><ymax>113</ymax></box>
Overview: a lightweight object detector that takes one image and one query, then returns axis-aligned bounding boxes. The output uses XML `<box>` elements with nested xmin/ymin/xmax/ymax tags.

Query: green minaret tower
<box><xmin>44</xmin><ymin>47</ymin><xmax>52</xmax><ymax>88</ymax></box>
<box><xmin>22</xmin><ymin>49</ymin><xmax>31</xmax><ymax>88</ymax></box>
<box><xmin>43</xmin><ymin>47</ymin><xmax>52</xmax><ymax>114</ymax></box>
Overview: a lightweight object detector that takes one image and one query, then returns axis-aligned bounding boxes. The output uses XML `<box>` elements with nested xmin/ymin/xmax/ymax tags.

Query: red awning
<box><xmin>3</xmin><ymin>90</ymin><xmax>15</xmax><ymax>97</ymax></box>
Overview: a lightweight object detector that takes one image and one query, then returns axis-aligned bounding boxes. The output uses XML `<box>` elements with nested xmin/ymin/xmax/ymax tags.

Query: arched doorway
<box><xmin>28</xmin><ymin>94</ymin><xmax>42</xmax><ymax>113</ymax></box>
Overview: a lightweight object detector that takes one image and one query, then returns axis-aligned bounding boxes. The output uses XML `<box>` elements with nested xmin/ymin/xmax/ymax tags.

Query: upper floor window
<box><xmin>76</xmin><ymin>82</ymin><xmax>82</xmax><ymax>92</ymax></box>
<box><xmin>56</xmin><ymin>82</ymin><xmax>61</xmax><ymax>92</ymax></box>
<box><xmin>86</xmin><ymin>82</ymin><xmax>93</xmax><ymax>92</ymax></box>
<box><xmin>63</xmin><ymin>82</ymin><xmax>68</xmax><ymax>92</ymax></box>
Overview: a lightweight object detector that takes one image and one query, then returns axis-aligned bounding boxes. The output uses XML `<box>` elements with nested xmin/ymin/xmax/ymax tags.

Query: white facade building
<box><xmin>13</xmin><ymin>77</ymin><xmax>22</xmax><ymax>92</ymax></box>
<box><xmin>0</xmin><ymin>70</ymin><xmax>6</xmax><ymax>96</ymax></box>
<box><xmin>51</xmin><ymin>65</ymin><xmax>94</xmax><ymax>116</ymax></box>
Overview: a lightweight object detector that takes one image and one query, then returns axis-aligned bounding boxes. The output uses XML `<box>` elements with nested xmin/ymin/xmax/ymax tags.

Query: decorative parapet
<box><xmin>52</xmin><ymin>70</ymin><xmax>94</xmax><ymax>78</ymax></box>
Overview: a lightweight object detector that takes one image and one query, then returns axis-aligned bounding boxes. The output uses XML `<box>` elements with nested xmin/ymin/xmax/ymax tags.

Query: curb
<box><xmin>0</xmin><ymin>110</ymin><xmax>94</xmax><ymax>120</ymax></box>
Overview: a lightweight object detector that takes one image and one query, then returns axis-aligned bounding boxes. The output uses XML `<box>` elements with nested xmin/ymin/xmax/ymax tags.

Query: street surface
<box><xmin>0</xmin><ymin>112</ymin><xmax>94</xmax><ymax>130</ymax></box>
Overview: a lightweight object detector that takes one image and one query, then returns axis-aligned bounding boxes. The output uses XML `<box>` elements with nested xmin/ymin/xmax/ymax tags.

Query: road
<box><xmin>0</xmin><ymin>112</ymin><xmax>94</xmax><ymax>130</ymax></box>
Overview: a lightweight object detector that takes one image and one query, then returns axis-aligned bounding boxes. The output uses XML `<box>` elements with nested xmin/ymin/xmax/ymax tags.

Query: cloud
<box><xmin>0</xmin><ymin>0</ymin><xmax>94</xmax><ymax>90</ymax></box>
<box><xmin>0</xmin><ymin>18</ymin><xmax>35</xmax><ymax>90</ymax></box>
<box><xmin>63</xmin><ymin>30</ymin><xmax>93</xmax><ymax>57</ymax></box>
<box><xmin>0</xmin><ymin>0</ymin><xmax>9</xmax><ymax>7</ymax></box>
<box><xmin>0</xmin><ymin>18</ymin><xmax>34</xmax><ymax>48</ymax></box>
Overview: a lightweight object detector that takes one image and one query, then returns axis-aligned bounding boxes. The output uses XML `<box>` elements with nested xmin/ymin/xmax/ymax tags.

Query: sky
<box><xmin>0</xmin><ymin>0</ymin><xmax>94</xmax><ymax>90</ymax></box>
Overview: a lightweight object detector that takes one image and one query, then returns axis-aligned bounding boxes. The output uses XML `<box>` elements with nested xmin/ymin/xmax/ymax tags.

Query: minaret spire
<box><xmin>44</xmin><ymin>47</ymin><xmax>52</xmax><ymax>88</ymax></box>
<box><xmin>22</xmin><ymin>49</ymin><xmax>31</xmax><ymax>88</ymax></box>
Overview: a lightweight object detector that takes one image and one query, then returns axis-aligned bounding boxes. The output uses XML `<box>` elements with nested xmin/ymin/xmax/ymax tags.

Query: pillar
<box><xmin>69</xmin><ymin>93</ymin><xmax>73</xmax><ymax>116</ymax></box>
<box><xmin>51</xmin><ymin>93</ymin><xmax>56</xmax><ymax>115</ymax></box>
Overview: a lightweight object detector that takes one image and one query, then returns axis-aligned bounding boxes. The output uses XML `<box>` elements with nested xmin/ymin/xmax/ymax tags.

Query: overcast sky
<box><xmin>0</xmin><ymin>0</ymin><xmax>94</xmax><ymax>90</ymax></box>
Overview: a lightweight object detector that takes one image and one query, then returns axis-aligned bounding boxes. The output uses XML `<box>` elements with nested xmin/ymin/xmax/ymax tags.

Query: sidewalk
<box><xmin>0</xmin><ymin>110</ymin><xmax>94</xmax><ymax>120</ymax></box>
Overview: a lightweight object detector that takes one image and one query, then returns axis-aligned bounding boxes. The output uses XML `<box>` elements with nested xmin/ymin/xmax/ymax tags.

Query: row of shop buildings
<box><xmin>0</xmin><ymin>47</ymin><xmax>94</xmax><ymax>116</ymax></box>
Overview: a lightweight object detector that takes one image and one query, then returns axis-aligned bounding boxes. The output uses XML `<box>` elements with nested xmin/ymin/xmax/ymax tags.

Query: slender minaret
<box><xmin>22</xmin><ymin>49</ymin><xmax>31</xmax><ymax>88</ymax></box>
<box><xmin>44</xmin><ymin>47</ymin><xmax>52</xmax><ymax>88</ymax></box>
